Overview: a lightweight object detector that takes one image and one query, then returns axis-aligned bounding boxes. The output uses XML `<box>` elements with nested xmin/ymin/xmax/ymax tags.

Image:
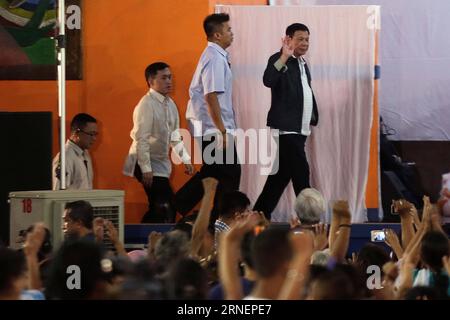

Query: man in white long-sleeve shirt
<box><xmin>52</xmin><ymin>113</ymin><xmax>97</xmax><ymax>190</ymax></box>
<box><xmin>123</xmin><ymin>62</ymin><xmax>194</xmax><ymax>223</ymax></box>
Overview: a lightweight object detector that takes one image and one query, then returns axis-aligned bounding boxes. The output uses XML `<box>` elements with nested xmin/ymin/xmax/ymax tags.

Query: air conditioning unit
<box><xmin>9</xmin><ymin>190</ymin><xmax>124</xmax><ymax>251</ymax></box>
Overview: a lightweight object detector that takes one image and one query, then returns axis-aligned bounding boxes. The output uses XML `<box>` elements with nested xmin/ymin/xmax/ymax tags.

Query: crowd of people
<box><xmin>1</xmin><ymin>177</ymin><xmax>449</xmax><ymax>300</ymax></box>
<box><xmin>2</xmin><ymin>13</ymin><xmax>448</xmax><ymax>301</ymax></box>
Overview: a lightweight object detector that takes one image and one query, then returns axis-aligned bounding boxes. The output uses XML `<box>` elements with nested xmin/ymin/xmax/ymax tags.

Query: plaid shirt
<box><xmin>214</xmin><ymin>219</ymin><xmax>231</xmax><ymax>249</ymax></box>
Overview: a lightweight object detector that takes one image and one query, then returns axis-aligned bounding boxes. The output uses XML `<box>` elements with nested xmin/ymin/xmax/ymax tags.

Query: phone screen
<box><xmin>390</xmin><ymin>203</ymin><xmax>400</xmax><ymax>215</ymax></box>
<box><xmin>371</xmin><ymin>230</ymin><xmax>386</xmax><ymax>242</ymax></box>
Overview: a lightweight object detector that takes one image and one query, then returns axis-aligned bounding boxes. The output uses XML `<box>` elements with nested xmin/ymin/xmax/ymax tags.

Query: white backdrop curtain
<box><xmin>216</xmin><ymin>5</ymin><xmax>377</xmax><ymax>222</ymax></box>
<box><xmin>272</xmin><ymin>0</ymin><xmax>450</xmax><ymax>141</ymax></box>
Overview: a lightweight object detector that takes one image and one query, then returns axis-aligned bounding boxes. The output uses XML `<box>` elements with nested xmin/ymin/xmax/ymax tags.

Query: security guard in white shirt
<box><xmin>53</xmin><ymin>113</ymin><xmax>98</xmax><ymax>190</ymax></box>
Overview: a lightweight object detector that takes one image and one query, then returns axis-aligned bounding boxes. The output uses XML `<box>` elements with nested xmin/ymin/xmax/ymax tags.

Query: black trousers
<box><xmin>174</xmin><ymin>134</ymin><xmax>241</xmax><ymax>221</ymax></box>
<box><xmin>253</xmin><ymin>134</ymin><xmax>310</xmax><ymax>220</ymax></box>
<box><xmin>134</xmin><ymin>164</ymin><xmax>176</xmax><ymax>223</ymax></box>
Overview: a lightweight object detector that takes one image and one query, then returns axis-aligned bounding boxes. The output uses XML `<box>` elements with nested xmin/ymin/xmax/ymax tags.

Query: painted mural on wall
<box><xmin>0</xmin><ymin>0</ymin><xmax>81</xmax><ymax>80</ymax></box>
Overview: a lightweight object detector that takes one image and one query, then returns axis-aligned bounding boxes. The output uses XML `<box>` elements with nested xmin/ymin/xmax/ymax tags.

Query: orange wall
<box><xmin>0</xmin><ymin>0</ymin><xmax>378</xmax><ymax>223</ymax></box>
<box><xmin>83</xmin><ymin>0</ymin><xmax>211</xmax><ymax>222</ymax></box>
<box><xmin>0</xmin><ymin>0</ymin><xmax>267</xmax><ymax>223</ymax></box>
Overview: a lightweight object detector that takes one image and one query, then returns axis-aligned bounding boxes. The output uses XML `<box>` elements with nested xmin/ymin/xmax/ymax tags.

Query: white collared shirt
<box><xmin>123</xmin><ymin>89</ymin><xmax>191</xmax><ymax>178</ymax></box>
<box><xmin>52</xmin><ymin>140</ymin><xmax>93</xmax><ymax>190</ymax></box>
<box><xmin>299</xmin><ymin>57</ymin><xmax>313</xmax><ymax>136</ymax></box>
<box><xmin>186</xmin><ymin>41</ymin><xmax>237</xmax><ymax>137</ymax></box>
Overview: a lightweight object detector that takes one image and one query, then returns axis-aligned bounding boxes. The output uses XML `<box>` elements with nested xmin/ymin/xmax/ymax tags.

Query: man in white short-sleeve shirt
<box><xmin>176</xmin><ymin>13</ymin><xmax>241</xmax><ymax>220</ymax></box>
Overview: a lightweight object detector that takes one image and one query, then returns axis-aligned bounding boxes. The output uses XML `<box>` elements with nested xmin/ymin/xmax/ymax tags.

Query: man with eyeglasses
<box><xmin>52</xmin><ymin>113</ymin><xmax>98</xmax><ymax>190</ymax></box>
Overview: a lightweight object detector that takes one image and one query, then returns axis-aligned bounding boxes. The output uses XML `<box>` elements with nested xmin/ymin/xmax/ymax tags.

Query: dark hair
<box><xmin>70</xmin><ymin>113</ymin><xmax>97</xmax><ymax>133</ymax></box>
<box><xmin>167</xmin><ymin>258</ymin><xmax>208</xmax><ymax>300</ymax></box>
<box><xmin>285</xmin><ymin>23</ymin><xmax>310</xmax><ymax>37</ymax></box>
<box><xmin>119</xmin><ymin>258</ymin><xmax>163</xmax><ymax>299</ymax></box>
<box><xmin>312</xmin><ymin>267</ymin><xmax>358</xmax><ymax>300</ymax></box>
<box><xmin>173</xmin><ymin>222</ymin><xmax>193</xmax><ymax>238</ymax></box>
<box><xmin>421</xmin><ymin>231</ymin><xmax>449</xmax><ymax>272</ymax></box>
<box><xmin>203</xmin><ymin>13</ymin><xmax>230</xmax><ymax>38</ymax></box>
<box><xmin>251</xmin><ymin>228</ymin><xmax>293</xmax><ymax>278</ymax></box>
<box><xmin>356</xmin><ymin>243</ymin><xmax>390</xmax><ymax>274</ymax></box>
<box><xmin>333</xmin><ymin>263</ymin><xmax>366</xmax><ymax>299</ymax></box>
<box><xmin>0</xmin><ymin>247</ymin><xmax>26</xmax><ymax>296</ymax></box>
<box><xmin>45</xmin><ymin>240</ymin><xmax>106</xmax><ymax>299</ymax></box>
<box><xmin>65</xmin><ymin>200</ymin><xmax>94</xmax><ymax>230</ymax></box>
<box><xmin>154</xmin><ymin>230</ymin><xmax>190</xmax><ymax>273</ymax></box>
<box><xmin>420</xmin><ymin>231</ymin><xmax>449</xmax><ymax>298</ymax></box>
<box><xmin>219</xmin><ymin>191</ymin><xmax>250</xmax><ymax>219</ymax></box>
<box><xmin>145</xmin><ymin>62</ymin><xmax>170</xmax><ymax>86</ymax></box>
<box><xmin>173</xmin><ymin>213</ymin><xmax>197</xmax><ymax>238</ymax></box>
